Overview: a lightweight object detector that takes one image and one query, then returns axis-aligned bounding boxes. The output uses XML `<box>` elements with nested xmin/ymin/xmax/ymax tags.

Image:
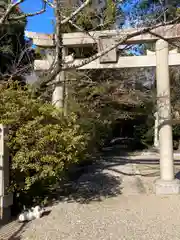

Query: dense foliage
<box><xmin>59</xmin><ymin>0</ymin><xmax>157</xmax><ymax>149</ymax></box>
<box><xmin>0</xmin><ymin>82</ymin><xmax>89</xmax><ymax>207</ymax></box>
<box><xmin>2</xmin><ymin>0</ymin><xmax>180</xmax><ymax>210</ymax></box>
<box><xmin>67</xmin><ymin>68</ymin><xmax>154</xmax><ymax>150</ymax></box>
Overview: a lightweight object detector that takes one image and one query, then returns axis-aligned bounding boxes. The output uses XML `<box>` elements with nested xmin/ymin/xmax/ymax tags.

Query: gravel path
<box><xmin>1</xmin><ymin>152</ymin><xmax>180</xmax><ymax>240</ymax></box>
<box><xmin>3</xmin><ymin>195</ymin><xmax>180</xmax><ymax>240</ymax></box>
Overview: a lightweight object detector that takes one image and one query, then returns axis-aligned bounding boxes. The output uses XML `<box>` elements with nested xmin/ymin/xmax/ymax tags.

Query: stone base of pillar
<box><xmin>155</xmin><ymin>178</ymin><xmax>180</xmax><ymax>195</ymax></box>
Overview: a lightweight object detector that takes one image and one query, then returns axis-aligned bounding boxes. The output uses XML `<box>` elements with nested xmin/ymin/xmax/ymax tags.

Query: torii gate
<box><xmin>26</xmin><ymin>24</ymin><xmax>180</xmax><ymax>195</ymax></box>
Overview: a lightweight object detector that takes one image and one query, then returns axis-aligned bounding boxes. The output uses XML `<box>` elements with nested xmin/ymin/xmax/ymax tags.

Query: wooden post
<box><xmin>0</xmin><ymin>125</ymin><xmax>13</xmax><ymax>223</ymax></box>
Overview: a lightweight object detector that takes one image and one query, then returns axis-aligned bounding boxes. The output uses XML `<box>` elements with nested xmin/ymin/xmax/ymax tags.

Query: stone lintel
<box><xmin>25</xmin><ymin>24</ymin><xmax>180</xmax><ymax>47</ymax></box>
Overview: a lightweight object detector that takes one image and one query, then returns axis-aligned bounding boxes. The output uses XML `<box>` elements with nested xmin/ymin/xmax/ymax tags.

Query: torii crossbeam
<box><xmin>25</xmin><ymin>24</ymin><xmax>180</xmax><ymax>195</ymax></box>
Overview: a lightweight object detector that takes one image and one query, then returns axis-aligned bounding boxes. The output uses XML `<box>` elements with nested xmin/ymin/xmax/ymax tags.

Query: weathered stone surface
<box><xmin>25</xmin><ymin>24</ymin><xmax>180</xmax><ymax>47</ymax></box>
<box><xmin>155</xmin><ymin>178</ymin><xmax>180</xmax><ymax>195</ymax></box>
<box><xmin>98</xmin><ymin>37</ymin><xmax>117</xmax><ymax>63</ymax></box>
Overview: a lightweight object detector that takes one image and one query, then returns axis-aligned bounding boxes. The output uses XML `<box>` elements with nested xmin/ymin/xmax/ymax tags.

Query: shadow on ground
<box><xmin>54</xmin><ymin>168</ymin><xmax>123</xmax><ymax>204</ymax></box>
<box><xmin>2</xmin><ymin>147</ymin><xmax>180</xmax><ymax>238</ymax></box>
<box><xmin>0</xmin><ymin>221</ymin><xmax>27</xmax><ymax>240</ymax></box>
<box><xmin>0</xmin><ymin>209</ymin><xmax>51</xmax><ymax>240</ymax></box>
<box><xmin>7</xmin><ymin>223</ymin><xmax>26</xmax><ymax>240</ymax></box>
<box><xmin>46</xmin><ymin>147</ymin><xmax>180</xmax><ymax>205</ymax></box>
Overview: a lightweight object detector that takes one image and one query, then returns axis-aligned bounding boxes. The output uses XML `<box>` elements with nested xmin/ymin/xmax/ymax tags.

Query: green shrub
<box><xmin>0</xmin><ymin>82</ymin><xmax>89</xmax><ymax>206</ymax></box>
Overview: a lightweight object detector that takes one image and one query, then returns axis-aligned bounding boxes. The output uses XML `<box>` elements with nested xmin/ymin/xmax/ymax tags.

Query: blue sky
<box><xmin>20</xmin><ymin>0</ymin><xmax>54</xmax><ymax>33</ymax></box>
<box><xmin>20</xmin><ymin>0</ymin><xmax>135</xmax><ymax>33</ymax></box>
<box><xmin>20</xmin><ymin>1</ymin><xmax>159</xmax><ymax>32</ymax></box>
<box><xmin>19</xmin><ymin>0</ymin><xmax>144</xmax><ymax>54</ymax></box>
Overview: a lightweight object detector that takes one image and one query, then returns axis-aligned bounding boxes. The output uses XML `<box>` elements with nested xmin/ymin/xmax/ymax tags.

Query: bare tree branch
<box><xmin>44</xmin><ymin>0</ymin><xmax>91</xmax><ymax>25</ymax></box>
<box><xmin>0</xmin><ymin>0</ymin><xmax>47</xmax><ymax>25</ymax></box>
<box><xmin>148</xmin><ymin>29</ymin><xmax>180</xmax><ymax>49</ymax></box>
<box><xmin>2</xmin><ymin>0</ymin><xmax>180</xmax><ymax>95</ymax></box>
<box><xmin>38</xmin><ymin>15</ymin><xmax>180</xmax><ymax>89</ymax></box>
<box><xmin>0</xmin><ymin>0</ymin><xmax>23</xmax><ymax>24</ymax></box>
<box><xmin>10</xmin><ymin>8</ymin><xmax>47</xmax><ymax>20</ymax></box>
<box><xmin>44</xmin><ymin>0</ymin><xmax>55</xmax><ymax>8</ymax></box>
<box><xmin>61</xmin><ymin>0</ymin><xmax>91</xmax><ymax>25</ymax></box>
<box><xmin>53</xmin><ymin>0</ymin><xmax>63</xmax><ymax>82</ymax></box>
<box><xmin>65</xmin><ymin>18</ymin><xmax>180</xmax><ymax>71</ymax></box>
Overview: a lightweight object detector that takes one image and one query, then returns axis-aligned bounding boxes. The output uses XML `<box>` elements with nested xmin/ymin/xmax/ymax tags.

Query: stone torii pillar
<box><xmin>155</xmin><ymin>39</ymin><xmax>180</xmax><ymax>194</ymax></box>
